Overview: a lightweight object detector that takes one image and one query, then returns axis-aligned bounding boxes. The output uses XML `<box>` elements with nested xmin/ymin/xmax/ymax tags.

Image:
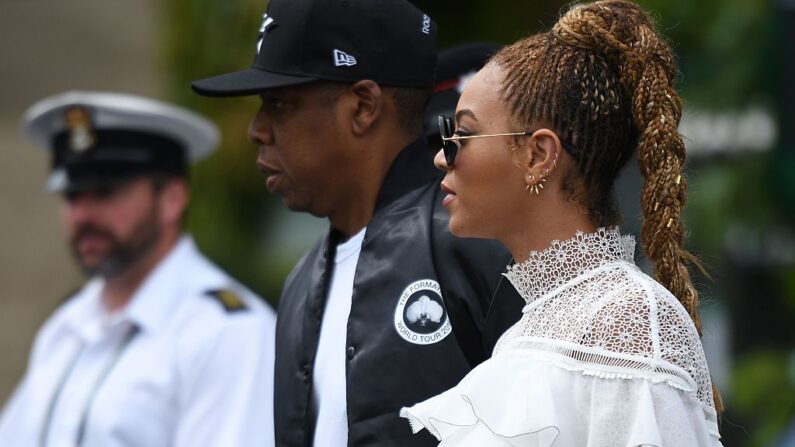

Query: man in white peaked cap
<box><xmin>0</xmin><ymin>91</ymin><xmax>276</xmax><ymax>447</ymax></box>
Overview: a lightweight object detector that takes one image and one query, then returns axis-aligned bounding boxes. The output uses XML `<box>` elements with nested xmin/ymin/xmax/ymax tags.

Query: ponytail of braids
<box><xmin>494</xmin><ymin>0</ymin><xmax>722</xmax><ymax>413</ymax></box>
<box><xmin>554</xmin><ymin>0</ymin><xmax>722</xmax><ymax>414</ymax></box>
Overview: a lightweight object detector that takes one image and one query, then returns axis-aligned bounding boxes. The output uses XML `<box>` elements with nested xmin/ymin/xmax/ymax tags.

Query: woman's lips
<box><xmin>441</xmin><ymin>182</ymin><xmax>456</xmax><ymax>207</ymax></box>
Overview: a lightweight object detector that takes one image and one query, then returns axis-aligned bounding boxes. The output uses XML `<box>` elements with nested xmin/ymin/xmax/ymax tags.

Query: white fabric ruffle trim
<box><xmin>400</xmin><ymin>350</ymin><xmax>722</xmax><ymax>447</ymax></box>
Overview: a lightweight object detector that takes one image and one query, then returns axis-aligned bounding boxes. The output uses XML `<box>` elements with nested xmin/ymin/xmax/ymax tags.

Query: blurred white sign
<box><xmin>679</xmin><ymin>106</ymin><xmax>778</xmax><ymax>157</ymax></box>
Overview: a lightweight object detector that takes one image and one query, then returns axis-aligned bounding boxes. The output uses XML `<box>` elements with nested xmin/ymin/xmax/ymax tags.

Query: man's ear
<box><xmin>519</xmin><ymin>128</ymin><xmax>562</xmax><ymax>187</ymax></box>
<box><xmin>158</xmin><ymin>179</ymin><xmax>189</xmax><ymax>225</ymax></box>
<box><xmin>347</xmin><ymin>80</ymin><xmax>383</xmax><ymax>136</ymax></box>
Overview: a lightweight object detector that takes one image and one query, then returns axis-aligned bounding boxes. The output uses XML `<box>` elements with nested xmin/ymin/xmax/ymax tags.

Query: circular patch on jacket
<box><xmin>394</xmin><ymin>279</ymin><xmax>452</xmax><ymax>345</ymax></box>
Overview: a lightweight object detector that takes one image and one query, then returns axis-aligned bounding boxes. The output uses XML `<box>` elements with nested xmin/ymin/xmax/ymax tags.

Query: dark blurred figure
<box><xmin>424</xmin><ymin>42</ymin><xmax>502</xmax><ymax>153</ymax></box>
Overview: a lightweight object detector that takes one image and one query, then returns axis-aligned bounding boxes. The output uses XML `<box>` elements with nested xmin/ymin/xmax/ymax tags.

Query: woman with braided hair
<box><xmin>400</xmin><ymin>1</ymin><xmax>723</xmax><ymax>445</ymax></box>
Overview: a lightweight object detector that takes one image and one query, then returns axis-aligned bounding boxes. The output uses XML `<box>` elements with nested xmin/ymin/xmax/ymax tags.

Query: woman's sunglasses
<box><xmin>438</xmin><ymin>115</ymin><xmax>577</xmax><ymax>166</ymax></box>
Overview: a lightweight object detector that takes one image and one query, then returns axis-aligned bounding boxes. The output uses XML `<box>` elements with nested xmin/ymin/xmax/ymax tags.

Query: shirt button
<box><xmin>346</xmin><ymin>346</ymin><xmax>355</xmax><ymax>360</ymax></box>
<box><xmin>302</xmin><ymin>363</ymin><xmax>310</xmax><ymax>376</ymax></box>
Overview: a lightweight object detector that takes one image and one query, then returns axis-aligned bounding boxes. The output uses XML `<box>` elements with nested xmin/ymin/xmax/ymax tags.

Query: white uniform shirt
<box><xmin>0</xmin><ymin>235</ymin><xmax>277</xmax><ymax>447</ymax></box>
<box><xmin>311</xmin><ymin>228</ymin><xmax>365</xmax><ymax>447</ymax></box>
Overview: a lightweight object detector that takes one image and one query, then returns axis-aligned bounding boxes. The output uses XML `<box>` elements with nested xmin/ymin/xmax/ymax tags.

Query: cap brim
<box><xmin>191</xmin><ymin>68</ymin><xmax>319</xmax><ymax>97</ymax></box>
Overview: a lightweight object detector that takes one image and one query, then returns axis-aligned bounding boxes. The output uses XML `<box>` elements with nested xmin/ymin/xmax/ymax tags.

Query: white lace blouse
<box><xmin>401</xmin><ymin>228</ymin><xmax>722</xmax><ymax>446</ymax></box>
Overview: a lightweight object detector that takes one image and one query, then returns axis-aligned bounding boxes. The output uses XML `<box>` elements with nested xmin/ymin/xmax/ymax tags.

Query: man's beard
<box><xmin>70</xmin><ymin>212</ymin><xmax>161</xmax><ymax>278</ymax></box>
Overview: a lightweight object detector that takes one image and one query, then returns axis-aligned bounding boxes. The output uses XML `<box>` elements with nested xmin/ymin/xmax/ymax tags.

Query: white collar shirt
<box><xmin>0</xmin><ymin>235</ymin><xmax>276</xmax><ymax>447</ymax></box>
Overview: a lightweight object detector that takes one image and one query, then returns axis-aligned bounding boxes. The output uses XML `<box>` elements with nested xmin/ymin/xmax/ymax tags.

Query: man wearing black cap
<box><xmin>193</xmin><ymin>1</ymin><xmax>516</xmax><ymax>446</ymax></box>
<box><xmin>0</xmin><ymin>91</ymin><xmax>277</xmax><ymax>447</ymax></box>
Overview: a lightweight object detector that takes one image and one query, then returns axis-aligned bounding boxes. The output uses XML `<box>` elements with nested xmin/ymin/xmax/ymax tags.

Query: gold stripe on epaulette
<box><xmin>205</xmin><ymin>289</ymin><xmax>247</xmax><ymax>312</ymax></box>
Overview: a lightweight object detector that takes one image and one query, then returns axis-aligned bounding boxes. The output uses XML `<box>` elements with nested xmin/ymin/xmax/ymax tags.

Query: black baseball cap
<box><xmin>191</xmin><ymin>0</ymin><xmax>438</xmax><ymax>97</ymax></box>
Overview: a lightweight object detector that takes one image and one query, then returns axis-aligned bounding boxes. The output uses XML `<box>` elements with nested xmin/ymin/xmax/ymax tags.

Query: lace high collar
<box><xmin>504</xmin><ymin>227</ymin><xmax>636</xmax><ymax>304</ymax></box>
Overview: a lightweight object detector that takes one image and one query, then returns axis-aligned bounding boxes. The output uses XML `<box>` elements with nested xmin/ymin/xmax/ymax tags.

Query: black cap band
<box><xmin>51</xmin><ymin>129</ymin><xmax>188</xmax><ymax>190</ymax></box>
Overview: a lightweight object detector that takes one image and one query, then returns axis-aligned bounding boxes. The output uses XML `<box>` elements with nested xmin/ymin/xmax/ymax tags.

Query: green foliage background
<box><xmin>160</xmin><ymin>1</ymin><xmax>795</xmax><ymax>445</ymax></box>
<box><xmin>162</xmin><ymin>0</ymin><xmax>294</xmax><ymax>304</ymax></box>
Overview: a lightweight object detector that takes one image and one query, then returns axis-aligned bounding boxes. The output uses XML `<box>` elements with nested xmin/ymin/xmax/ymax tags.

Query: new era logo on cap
<box><xmin>333</xmin><ymin>49</ymin><xmax>357</xmax><ymax>67</ymax></box>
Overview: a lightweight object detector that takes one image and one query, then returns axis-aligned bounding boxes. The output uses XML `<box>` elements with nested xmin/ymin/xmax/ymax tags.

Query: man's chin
<box><xmin>281</xmin><ymin>196</ymin><xmax>316</xmax><ymax>215</ymax></box>
<box><xmin>75</xmin><ymin>254</ymin><xmax>121</xmax><ymax>277</ymax></box>
<box><xmin>76</xmin><ymin>259</ymin><xmax>105</xmax><ymax>277</ymax></box>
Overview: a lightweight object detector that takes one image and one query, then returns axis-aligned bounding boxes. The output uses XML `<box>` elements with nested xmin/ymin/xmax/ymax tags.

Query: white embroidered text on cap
<box><xmin>422</xmin><ymin>14</ymin><xmax>431</xmax><ymax>35</ymax></box>
<box><xmin>256</xmin><ymin>13</ymin><xmax>276</xmax><ymax>53</ymax></box>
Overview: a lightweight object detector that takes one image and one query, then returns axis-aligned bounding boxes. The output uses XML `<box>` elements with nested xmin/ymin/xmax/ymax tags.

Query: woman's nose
<box><xmin>433</xmin><ymin>147</ymin><xmax>450</xmax><ymax>171</ymax></box>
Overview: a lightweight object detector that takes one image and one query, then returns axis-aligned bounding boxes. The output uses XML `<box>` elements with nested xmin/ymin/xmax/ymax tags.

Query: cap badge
<box><xmin>333</xmin><ymin>49</ymin><xmax>357</xmax><ymax>67</ymax></box>
<box><xmin>64</xmin><ymin>106</ymin><xmax>95</xmax><ymax>153</ymax></box>
<box><xmin>256</xmin><ymin>13</ymin><xmax>276</xmax><ymax>54</ymax></box>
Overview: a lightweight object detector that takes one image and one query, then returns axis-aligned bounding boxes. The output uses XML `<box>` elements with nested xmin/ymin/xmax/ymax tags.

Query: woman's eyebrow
<box><xmin>455</xmin><ymin>109</ymin><xmax>478</xmax><ymax>123</ymax></box>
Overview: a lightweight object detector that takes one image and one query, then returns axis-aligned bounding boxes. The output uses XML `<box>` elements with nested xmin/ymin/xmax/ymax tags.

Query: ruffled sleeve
<box><xmin>403</xmin><ymin>230</ymin><xmax>723</xmax><ymax>446</ymax></box>
<box><xmin>400</xmin><ymin>350</ymin><xmax>722</xmax><ymax>447</ymax></box>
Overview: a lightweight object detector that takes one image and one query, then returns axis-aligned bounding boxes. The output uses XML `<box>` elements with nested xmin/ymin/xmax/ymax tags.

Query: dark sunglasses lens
<box><xmin>444</xmin><ymin>140</ymin><xmax>456</xmax><ymax>166</ymax></box>
<box><xmin>438</xmin><ymin>116</ymin><xmax>456</xmax><ymax>165</ymax></box>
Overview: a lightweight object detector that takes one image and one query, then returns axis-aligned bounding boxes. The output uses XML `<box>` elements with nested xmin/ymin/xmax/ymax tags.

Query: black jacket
<box><xmin>273</xmin><ymin>139</ymin><xmax>524</xmax><ymax>446</ymax></box>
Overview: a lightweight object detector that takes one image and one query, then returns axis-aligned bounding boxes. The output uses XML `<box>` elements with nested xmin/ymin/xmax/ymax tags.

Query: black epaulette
<box><xmin>204</xmin><ymin>289</ymin><xmax>248</xmax><ymax>313</ymax></box>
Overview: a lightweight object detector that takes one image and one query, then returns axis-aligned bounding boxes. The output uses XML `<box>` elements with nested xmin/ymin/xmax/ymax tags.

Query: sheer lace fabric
<box><xmin>496</xmin><ymin>228</ymin><xmax>713</xmax><ymax>409</ymax></box>
<box><xmin>401</xmin><ymin>228</ymin><xmax>721</xmax><ymax>446</ymax></box>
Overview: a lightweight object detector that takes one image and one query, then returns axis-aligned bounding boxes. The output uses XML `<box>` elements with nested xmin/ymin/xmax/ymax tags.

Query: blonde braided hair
<box><xmin>492</xmin><ymin>0</ymin><xmax>722</xmax><ymax>413</ymax></box>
